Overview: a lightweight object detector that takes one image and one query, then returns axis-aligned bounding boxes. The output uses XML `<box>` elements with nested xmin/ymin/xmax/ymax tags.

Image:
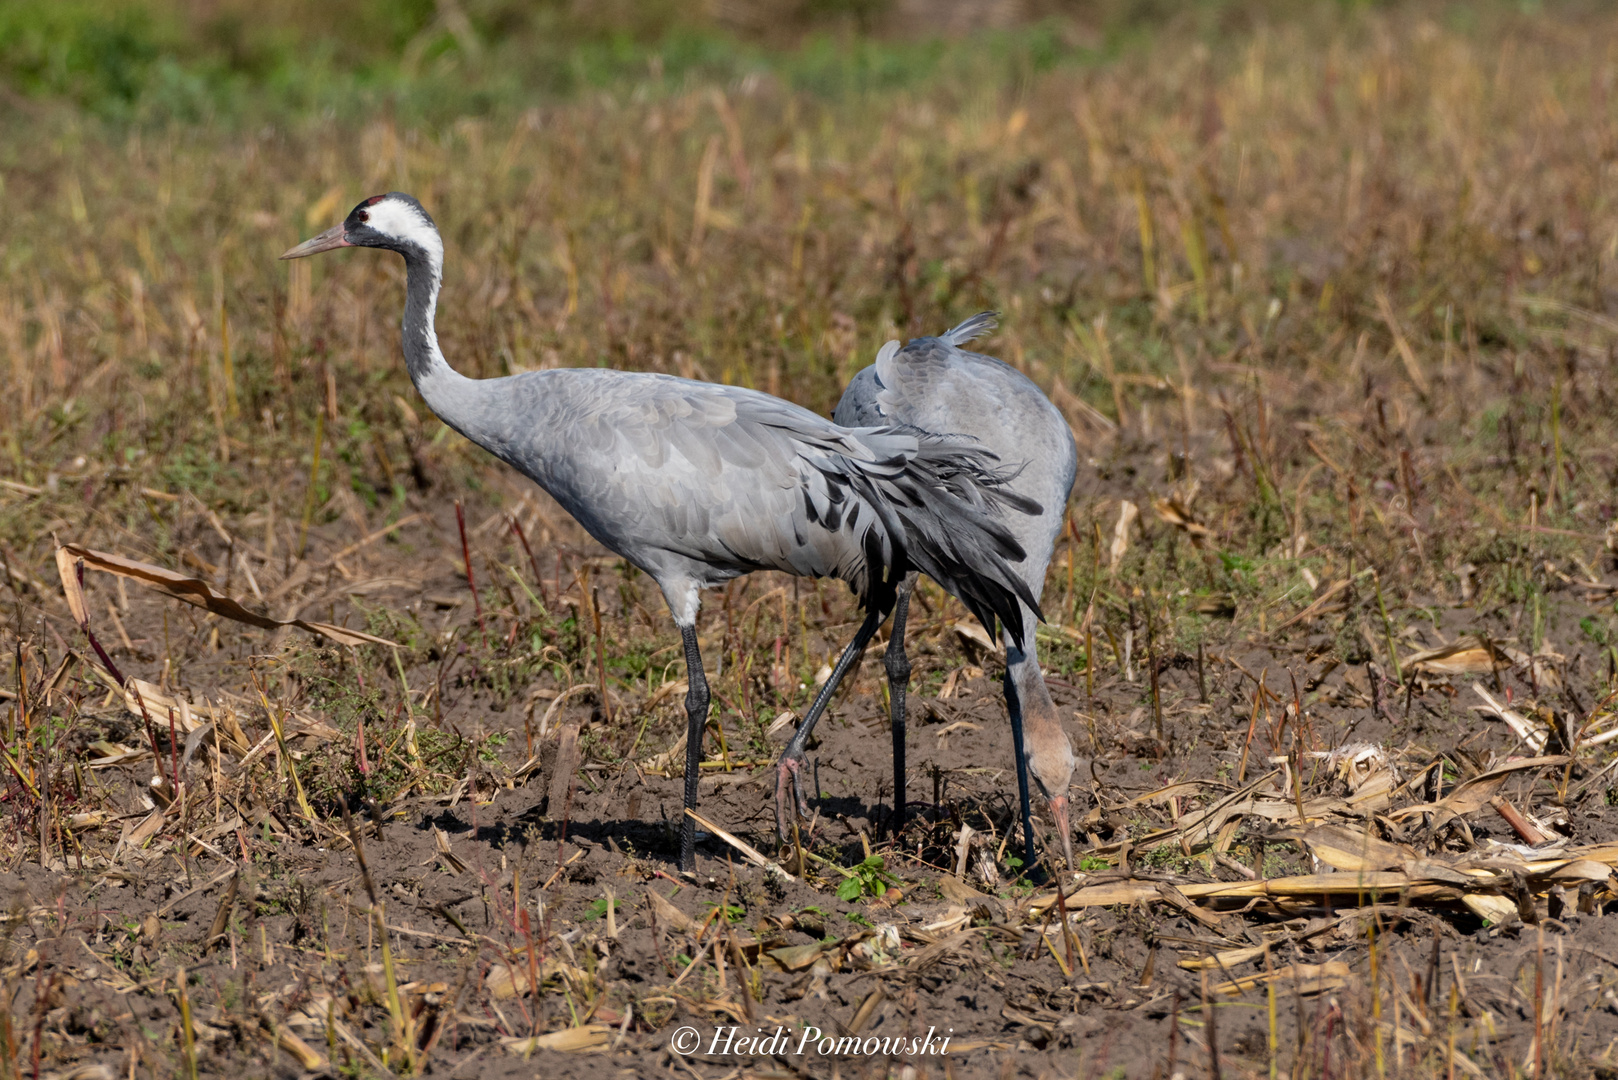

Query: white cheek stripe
<box><xmin>367</xmin><ymin>200</ymin><xmax>445</xmax><ymax>267</ymax></box>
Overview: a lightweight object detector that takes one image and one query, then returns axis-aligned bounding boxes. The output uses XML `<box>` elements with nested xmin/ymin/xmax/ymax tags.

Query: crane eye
<box><xmin>355</xmin><ymin>210</ymin><xmax>370</xmax><ymax>223</ymax></box>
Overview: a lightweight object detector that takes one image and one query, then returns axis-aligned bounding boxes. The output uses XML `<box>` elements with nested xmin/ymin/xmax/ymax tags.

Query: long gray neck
<box><xmin>397</xmin><ymin>245</ymin><xmax>495</xmax><ymax>448</ymax></box>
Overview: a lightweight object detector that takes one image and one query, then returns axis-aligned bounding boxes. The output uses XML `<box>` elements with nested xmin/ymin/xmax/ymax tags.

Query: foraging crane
<box><xmin>775</xmin><ymin>313</ymin><xmax>1079</xmax><ymax>872</ymax></box>
<box><xmin>282</xmin><ymin>194</ymin><xmax>1042</xmax><ymax>872</ymax></box>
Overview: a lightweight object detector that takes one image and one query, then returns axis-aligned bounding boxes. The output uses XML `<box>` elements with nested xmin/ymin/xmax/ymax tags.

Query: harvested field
<box><xmin>5</xmin><ymin>3</ymin><xmax>1618</xmax><ymax>1078</ymax></box>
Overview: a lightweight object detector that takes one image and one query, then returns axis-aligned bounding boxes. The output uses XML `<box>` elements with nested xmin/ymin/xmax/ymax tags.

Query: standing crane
<box><xmin>775</xmin><ymin>313</ymin><xmax>1079</xmax><ymax>872</ymax></box>
<box><xmin>282</xmin><ymin>194</ymin><xmax>1042</xmax><ymax>872</ymax></box>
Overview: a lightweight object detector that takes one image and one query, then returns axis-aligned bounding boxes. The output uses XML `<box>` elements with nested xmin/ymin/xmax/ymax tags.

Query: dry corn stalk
<box><xmin>56</xmin><ymin>543</ymin><xmax>397</xmax><ymax>649</ymax></box>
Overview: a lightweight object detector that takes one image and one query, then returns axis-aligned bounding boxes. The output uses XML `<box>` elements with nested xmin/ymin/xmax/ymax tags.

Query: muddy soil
<box><xmin>7</xmin><ymin>468</ymin><xmax>1618</xmax><ymax>1080</ymax></box>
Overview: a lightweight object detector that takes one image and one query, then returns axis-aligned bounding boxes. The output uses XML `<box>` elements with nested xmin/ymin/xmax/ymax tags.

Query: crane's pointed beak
<box><xmin>1049</xmin><ymin>794</ymin><xmax>1074</xmax><ymax>872</ymax></box>
<box><xmin>280</xmin><ymin>224</ymin><xmax>349</xmax><ymax>260</ymax></box>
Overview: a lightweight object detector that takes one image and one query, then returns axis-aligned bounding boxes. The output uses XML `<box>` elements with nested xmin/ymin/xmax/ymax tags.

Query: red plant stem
<box><xmin>1320</xmin><ymin>1002</ymin><xmax>1339</xmax><ymax>1080</ymax></box>
<box><xmin>355</xmin><ymin>715</ymin><xmax>370</xmax><ymax>775</ymax></box>
<box><xmin>1491</xmin><ymin>795</ymin><xmax>1549</xmax><ymax>846</ymax></box>
<box><xmin>455</xmin><ymin>500</ymin><xmax>485</xmax><ymax>631</ymax></box>
<box><xmin>519</xmin><ymin>909</ymin><xmax>541</xmax><ymax>1036</ymax></box>
<box><xmin>130</xmin><ymin>686</ymin><xmax>164</xmax><ymax>777</ymax></box>
<box><xmin>75</xmin><ymin>563</ymin><xmax>125</xmax><ymax>687</ymax></box>
<box><xmin>1290</xmin><ymin>670</ymin><xmax>1309</xmax><ymax>749</ymax></box>
<box><xmin>501</xmin><ymin>948</ymin><xmax>534</xmax><ymax>1034</ymax></box>
<box><xmin>509</xmin><ymin>516</ymin><xmax>548</xmax><ymax>605</ymax></box>
<box><xmin>15</xmin><ymin>644</ymin><xmax>26</xmax><ymax>735</ymax></box>
<box><xmin>1146</xmin><ymin>597</ymin><xmax>1162</xmax><ymax>744</ymax></box>
<box><xmin>1535</xmin><ymin>931</ymin><xmax>1546</xmax><ymax>1080</ymax></box>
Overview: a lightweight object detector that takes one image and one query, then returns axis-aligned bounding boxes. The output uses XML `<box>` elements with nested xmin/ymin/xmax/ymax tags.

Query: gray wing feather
<box><xmin>485</xmin><ymin>369</ymin><xmax>1036</xmax><ymax>633</ymax></box>
<box><xmin>833</xmin><ymin>315</ymin><xmax>1080</xmax><ymax>629</ymax></box>
<box><xmin>940</xmin><ymin>310</ymin><xmax>998</xmax><ymax>346</ymax></box>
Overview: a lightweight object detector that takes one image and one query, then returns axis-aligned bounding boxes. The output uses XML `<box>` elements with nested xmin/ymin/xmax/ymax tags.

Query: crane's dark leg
<box><xmin>679</xmin><ymin>624</ymin><xmax>710</xmax><ymax>873</ymax></box>
<box><xmin>881</xmin><ymin>573</ymin><xmax>918</xmax><ymax>837</ymax></box>
<box><xmin>775</xmin><ymin>606</ymin><xmax>886</xmax><ymax>841</ymax></box>
<box><xmin>1003</xmin><ymin>662</ymin><xmax>1040</xmax><ymax>880</ymax></box>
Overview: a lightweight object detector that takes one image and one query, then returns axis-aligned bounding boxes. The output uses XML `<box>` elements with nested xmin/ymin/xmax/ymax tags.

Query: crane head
<box><xmin>281</xmin><ymin>192</ymin><xmax>441</xmax><ymax>266</ymax></box>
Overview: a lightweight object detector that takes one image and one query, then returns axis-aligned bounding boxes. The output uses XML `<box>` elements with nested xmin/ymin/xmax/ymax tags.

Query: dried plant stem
<box><xmin>1549</xmin><ymin>378</ymin><xmax>1562</xmax><ymax>509</ymax></box>
<box><xmin>1374</xmin><ymin>572</ymin><xmax>1403</xmax><ymax>686</ymax></box>
<box><xmin>1445</xmin><ymin>981</ymin><xmax>1460</xmax><ymax>1080</ymax></box>
<box><xmin>1370</xmin><ymin>920</ymin><xmax>1385</xmax><ymax>1078</ymax></box>
<box><xmin>295</xmin><ymin>411</ymin><xmax>324</xmax><ymax>560</ymax></box>
<box><xmin>455</xmin><ymin>499</ymin><xmax>485</xmax><ymax>631</ymax></box>
<box><xmin>1201</xmin><ymin>969</ymin><xmax>1221</xmax><ymax>1080</ymax></box>
<box><xmin>176</xmin><ymin>968</ymin><xmax>198</xmax><ymax>1080</ymax></box>
<box><xmin>392</xmin><ymin>650</ymin><xmax>421</xmax><ymax>771</ymax></box>
<box><xmin>1534</xmin><ymin>928</ymin><xmax>1545</xmax><ymax>1080</ymax></box>
<box><xmin>256</xmin><ymin>678</ymin><xmax>315</xmax><ymax>822</ymax></box>
<box><xmin>1237</xmin><ymin>686</ymin><xmax>1262</xmax><ymax>785</ymax></box>
<box><xmin>1054</xmin><ymin>876</ymin><xmax>1075</xmax><ymax>975</ymax></box>
<box><xmin>1146</xmin><ymin>591</ymin><xmax>1163</xmax><ymax>745</ymax></box>
<box><xmin>347</xmin><ymin>803</ymin><xmax>412</xmax><ymax>1072</ymax></box>
<box><xmin>576</xmin><ymin>567</ymin><xmax>611</xmax><ymax>726</ymax></box>
<box><xmin>1132</xmin><ymin>170</ymin><xmax>1156</xmax><ymax>294</ymax></box>
<box><xmin>1166</xmin><ymin>990</ymin><xmax>1179</xmax><ymax>1079</ymax></box>
<box><xmin>1085</xmin><ymin>624</ymin><xmax>1095</xmax><ymax>701</ymax></box>
<box><xmin>219</xmin><ymin>301</ymin><xmax>237</xmax><ymax>419</ymax></box>
<box><xmin>1265</xmin><ymin>947</ymin><xmax>1278</xmax><ymax>1080</ymax></box>
<box><xmin>509</xmin><ymin>515</ymin><xmax>548</xmax><ymax>606</ymax></box>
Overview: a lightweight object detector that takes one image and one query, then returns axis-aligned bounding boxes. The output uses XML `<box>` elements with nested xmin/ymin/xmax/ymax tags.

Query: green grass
<box><xmin>0</xmin><ymin>0</ymin><xmax>1118</xmax><ymax>125</ymax></box>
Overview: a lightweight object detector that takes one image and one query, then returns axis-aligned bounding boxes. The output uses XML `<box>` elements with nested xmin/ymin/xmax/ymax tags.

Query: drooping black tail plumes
<box><xmin>882</xmin><ymin>431</ymin><xmax>1043</xmax><ymax>642</ymax></box>
<box><xmin>775</xmin><ymin>425</ymin><xmax>1044</xmax><ymax>843</ymax></box>
<box><xmin>817</xmin><ymin>429</ymin><xmax>1042</xmax><ymax>642</ymax></box>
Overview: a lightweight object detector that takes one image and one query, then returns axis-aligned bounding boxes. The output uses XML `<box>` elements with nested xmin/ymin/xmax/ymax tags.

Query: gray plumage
<box><xmin>834</xmin><ymin>312</ymin><xmax>1076</xmax><ymax>588</ymax></box>
<box><xmin>435</xmin><ymin>366</ymin><xmax>1042</xmax><ymax>618</ymax></box>
<box><xmin>283</xmin><ymin>194</ymin><xmax>1041</xmax><ymax>871</ymax></box>
<box><xmin>777</xmin><ymin>311</ymin><xmax>1080</xmax><ymax>871</ymax></box>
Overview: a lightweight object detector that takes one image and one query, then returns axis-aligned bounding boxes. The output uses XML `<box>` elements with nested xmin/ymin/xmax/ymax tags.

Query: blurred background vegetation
<box><xmin>0</xmin><ymin>0</ymin><xmax>1580</xmax><ymax>124</ymax></box>
<box><xmin>1</xmin><ymin>0</ymin><xmax>1615</xmax><ymax>637</ymax></box>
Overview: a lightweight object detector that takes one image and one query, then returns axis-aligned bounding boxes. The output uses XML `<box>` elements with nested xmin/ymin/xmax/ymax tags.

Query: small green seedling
<box><xmin>705</xmin><ymin>902</ymin><xmax>746</xmax><ymax>923</ymax></box>
<box><xmin>581</xmin><ymin>898</ymin><xmax>621</xmax><ymax>921</ymax></box>
<box><xmin>837</xmin><ymin>855</ymin><xmax>898</xmax><ymax>902</ymax></box>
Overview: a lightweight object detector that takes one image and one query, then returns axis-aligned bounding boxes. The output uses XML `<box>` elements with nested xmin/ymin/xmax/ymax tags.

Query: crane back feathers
<box><xmin>427</xmin><ymin>367</ymin><xmax>1041</xmax><ymax>641</ymax></box>
<box><xmin>836</xmin><ymin>314</ymin><xmax>1080</xmax><ymax>644</ymax></box>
